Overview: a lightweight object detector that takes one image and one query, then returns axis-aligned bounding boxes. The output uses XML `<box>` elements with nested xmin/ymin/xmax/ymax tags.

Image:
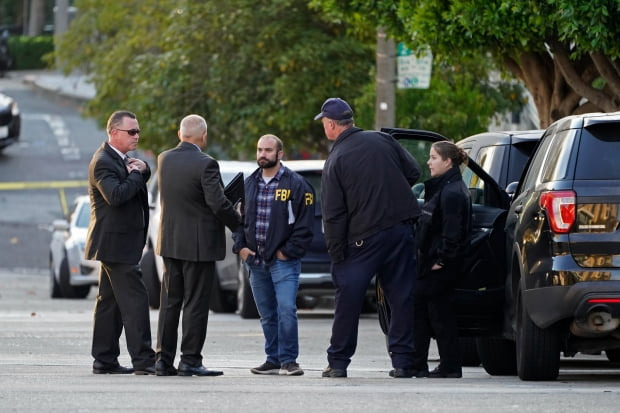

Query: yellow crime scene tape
<box><xmin>0</xmin><ymin>180</ymin><xmax>89</xmax><ymax>217</ymax></box>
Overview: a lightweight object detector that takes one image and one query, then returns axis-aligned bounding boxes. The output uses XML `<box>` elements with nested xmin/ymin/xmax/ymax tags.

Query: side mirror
<box><xmin>52</xmin><ymin>219</ymin><xmax>70</xmax><ymax>232</ymax></box>
<box><xmin>505</xmin><ymin>181</ymin><xmax>519</xmax><ymax>198</ymax></box>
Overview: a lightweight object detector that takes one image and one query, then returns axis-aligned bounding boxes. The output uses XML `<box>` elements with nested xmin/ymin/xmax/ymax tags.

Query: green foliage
<box><xmin>312</xmin><ymin>0</ymin><xmax>620</xmax><ymax>126</ymax></box>
<box><xmin>351</xmin><ymin>55</ymin><xmax>525</xmax><ymax>141</ymax></box>
<box><xmin>7</xmin><ymin>35</ymin><xmax>53</xmax><ymax>69</ymax></box>
<box><xmin>54</xmin><ymin>0</ymin><xmax>373</xmax><ymax>158</ymax></box>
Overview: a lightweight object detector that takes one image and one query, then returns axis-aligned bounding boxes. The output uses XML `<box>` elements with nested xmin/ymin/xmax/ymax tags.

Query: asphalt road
<box><xmin>2</xmin><ymin>271</ymin><xmax>620</xmax><ymax>412</ymax></box>
<box><xmin>0</xmin><ymin>73</ymin><xmax>154</xmax><ymax>272</ymax></box>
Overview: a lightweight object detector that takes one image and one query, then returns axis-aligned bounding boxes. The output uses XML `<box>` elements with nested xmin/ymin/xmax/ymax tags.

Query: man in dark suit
<box><xmin>155</xmin><ymin>114</ymin><xmax>241</xmax><ymax>377</ymax></box>
<box><xmin>85</xmin><ymin>110</ymin><xmax>156</xmax><ymax>375</ymax></box>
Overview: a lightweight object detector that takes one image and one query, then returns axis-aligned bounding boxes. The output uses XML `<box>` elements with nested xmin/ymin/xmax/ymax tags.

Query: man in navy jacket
<box><xmin>316</xmin><ymin>98</ymin><xmax>421</xmax><ymax>379</ymax></box>
<box><xmin>233</xmin><ymin>134</ymin><xmax>314</xmax><ymax>376</ymax></box>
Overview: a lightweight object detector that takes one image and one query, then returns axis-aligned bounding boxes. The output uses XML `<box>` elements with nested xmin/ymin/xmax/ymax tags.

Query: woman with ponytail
<box><xmin>411</xmin><ymin>141</ymin><xmax>472</xmax><ymax>379</ymax></box>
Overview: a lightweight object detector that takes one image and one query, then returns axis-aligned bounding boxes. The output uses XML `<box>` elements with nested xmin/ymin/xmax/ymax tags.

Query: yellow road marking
<box><xmin>0</xmin><ymin>181</ymin><xmax>89</xmax><ymax>217</ymax></box>
<box><xmin>0</xmin><ymin>180</ymin><xmax>89</xmax><ymax>190</ymax></box>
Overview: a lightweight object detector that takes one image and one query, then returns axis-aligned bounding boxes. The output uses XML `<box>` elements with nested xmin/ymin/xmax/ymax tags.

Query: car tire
<box><xmin>49</xmin><ymin>256</ymin><xmax>62</xmax><ymax>298</ymax></box>
<box><xmin>237</xmin><ymin>263</ymin><xmax>259</xmax><ymax>319</ymax></box>
<box><xmin>140</xmin><ymin>249</ymin><xmax>161</xmax><ymax>309</ymax></box>
<box><xmin>58</xmin><ymin>255</ymin><xmax>90</xmax><ymax>299</ymax></box>
<box><xmin>605</xmin><ymin>348</ymin><xmax>620</xmax><ymax>363</ymax></box>
<box><xmin>460</xmin><ymin>337</ymin><xmax>481</xmax><ymax>367</ymax></box>
<box><xmin>209</xmin><ymin>272</ymin><xmax>236</xmax><ymax>313</ymax></box>
<box><xmin>516</xmin><ymin>290</ymin><xmax>560</xmax><ymax>381</ymax></box>
<box><xmin>476</xmin><ymin>336</ymin><xmax>517</xmax><ymax>375</ymax></box>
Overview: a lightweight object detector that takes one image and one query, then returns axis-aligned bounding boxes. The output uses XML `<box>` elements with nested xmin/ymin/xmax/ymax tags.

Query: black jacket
<box><xmin>85</xmin><ymin>142</ymin><xmax>151</xmax><ymax>264</ymax></box>
<box><xmin>156</xmin><ymin>142</ymin><xmax>241</xmax><ymax>262</ymax></box>
<box><xmin>417</xmin><ymin>166</ymin><xmax>472</xmax><ymax>278</ymax></box>
<box><xmin>232</xmin><ymin>165</ymin><xmax>315</xmax><ymax>264</ymax></box>
<box><xmin>321</xmin><ymin>127</ymin><xmax>421</xmax><ymax>263</ymax></box>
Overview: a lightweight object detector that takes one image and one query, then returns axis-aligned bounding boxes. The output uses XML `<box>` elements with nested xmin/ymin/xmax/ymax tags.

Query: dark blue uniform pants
<box><xmin>327</xmin><ymin>223</ymin><xmax>416</xmax><ymax>370</ymax></box>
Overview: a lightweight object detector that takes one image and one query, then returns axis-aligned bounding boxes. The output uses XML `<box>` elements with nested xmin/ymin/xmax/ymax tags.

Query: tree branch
<box><xmin>590</xmin><ymin>52</ymin><xmax>620</xmax><ymax>97</ymax></box>
<box><xmin>551</xmin><ymin>41</ymin><xmax>620</xmax><ymax>112</ymax></box>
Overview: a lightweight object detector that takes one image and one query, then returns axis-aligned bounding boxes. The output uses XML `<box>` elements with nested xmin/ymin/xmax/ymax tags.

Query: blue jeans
<box><xmin>247</xmin><ymin>258</ymin><xmax>301</xmax><ymax>365</ymax></box>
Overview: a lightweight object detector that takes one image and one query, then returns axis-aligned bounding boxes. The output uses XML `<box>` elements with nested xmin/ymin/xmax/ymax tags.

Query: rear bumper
<box><xmin>523</xmin><ymin>280</ymin><xmax>620</xmax><ymax>328</ymax></box>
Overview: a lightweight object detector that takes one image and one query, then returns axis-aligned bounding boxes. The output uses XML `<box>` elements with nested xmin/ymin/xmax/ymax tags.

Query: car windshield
<box><xmin>75</xmin><ymin>202</ymin><xmax>90</xmax><ymax>228</ymax></box>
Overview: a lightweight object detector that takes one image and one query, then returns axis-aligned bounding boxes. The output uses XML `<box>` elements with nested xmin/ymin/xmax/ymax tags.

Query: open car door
<box><xmin>377</xmin><ymin>128</ymin><xmax>510</xmax><ymax>337</ymax></box>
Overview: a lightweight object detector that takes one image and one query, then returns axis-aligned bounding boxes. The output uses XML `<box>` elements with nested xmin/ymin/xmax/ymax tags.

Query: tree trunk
<box><xmin>503</xmin><ymin>44</ymin><xmax>620</xmax><ymax>129</ymax></box>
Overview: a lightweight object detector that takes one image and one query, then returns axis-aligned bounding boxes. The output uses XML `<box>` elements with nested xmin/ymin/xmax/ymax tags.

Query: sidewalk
<box><xmin>16</xmin><ymin>69</ymin><xmax>95</xmax><ymax>101</ymax></box>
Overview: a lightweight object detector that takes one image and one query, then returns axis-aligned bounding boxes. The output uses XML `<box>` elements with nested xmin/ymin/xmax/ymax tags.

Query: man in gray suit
<box><xmin>155</xmin><ymin>114</ymin><xmax>241</xmax><ymax>377</ymax></box>
<box><xmin>85</xmin><ymin>110</ymin><xmax>156</xmax><ymax>375</ymax></box>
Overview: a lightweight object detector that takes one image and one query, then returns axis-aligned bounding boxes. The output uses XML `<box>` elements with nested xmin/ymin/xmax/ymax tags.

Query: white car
<box><xmin>49</xmin><ymin>195</ymin><xmax>99</xmax><ymax>298</ymax></box>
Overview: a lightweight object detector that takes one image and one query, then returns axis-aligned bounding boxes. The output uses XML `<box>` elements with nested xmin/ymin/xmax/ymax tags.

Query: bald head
<box><xmin>178</xmin><ymin>114</ymin><xmax>207</xmax><ymax>148</ymax></box>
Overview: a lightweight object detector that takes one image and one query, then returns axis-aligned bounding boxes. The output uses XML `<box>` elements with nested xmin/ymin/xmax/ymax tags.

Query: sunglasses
<box><xmin>116</xmin><ymin>128</ymin><xmax>141</xmax><ymax>136</ymax></box>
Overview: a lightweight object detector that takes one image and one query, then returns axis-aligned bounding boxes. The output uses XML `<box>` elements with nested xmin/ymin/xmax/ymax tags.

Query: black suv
<box><xmin>456</xmin><ymin>130</ymin><xmax>543</xmax><ymax>189</ymax></box>
<box><xmin>505</xmin><ymin>113</ymin><xmax>620</xmax><ymax>380</ymax></box>
<box><xmin>378</xmin><ymin>115</ymin><xmax>620</xmax><ymax>381</ymax></box>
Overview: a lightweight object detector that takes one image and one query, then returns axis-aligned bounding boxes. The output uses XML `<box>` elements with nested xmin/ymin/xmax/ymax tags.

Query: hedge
<box><xmin>7</xmin><ymin>35</ymin><xmax>54</xmax><ymax>70</ymax></box>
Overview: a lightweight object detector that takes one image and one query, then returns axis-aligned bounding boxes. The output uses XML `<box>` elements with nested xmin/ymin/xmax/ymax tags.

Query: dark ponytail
<box><xmin>431</xmin><ymin>141</ymin><xmax>468</xmax><ymax>167</ymax></box>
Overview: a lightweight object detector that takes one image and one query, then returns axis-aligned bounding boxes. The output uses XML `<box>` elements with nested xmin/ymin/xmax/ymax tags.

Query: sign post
<box><xmin>397</xmin><ymin>43</ymin><xmax>433</xmax><ymax>89</ymax></box>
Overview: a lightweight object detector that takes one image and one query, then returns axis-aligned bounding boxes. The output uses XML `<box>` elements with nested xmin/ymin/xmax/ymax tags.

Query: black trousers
<box><xmin>91</xmin><ymin>262</ymin><xmax>155</xmax><ymax>369</ymax></box>
<box><xmin>412</xmin><ymin>287</ymin><xmax>461</xmax><ymax>373</ymax></box>
<box><xmin>327</xmin><ymin>224</ymin><xmax>416</xmax><ymax>370</ymax></box>
<box><xmin>156</xmin><ymin>258</ymin><xmax>215</xmax><ymax>366</ymax></box>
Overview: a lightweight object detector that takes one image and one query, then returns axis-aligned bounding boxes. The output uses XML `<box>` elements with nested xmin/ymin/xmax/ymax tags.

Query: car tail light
<box><xmin>540</xmin><ymin>190</ymin><xmax>576</xmax><ymax>234</ymax></box>
<box><xmin>588</xmin><ymin>298</ymin><xmax>620</xmax><ymax>304</ymax></box>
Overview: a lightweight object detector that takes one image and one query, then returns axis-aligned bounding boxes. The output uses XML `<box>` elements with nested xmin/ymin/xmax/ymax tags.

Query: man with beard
<box><xmin>233</xmin><ymin>134</ymin><xmax>315</xmax><ymax>376</ymax></box>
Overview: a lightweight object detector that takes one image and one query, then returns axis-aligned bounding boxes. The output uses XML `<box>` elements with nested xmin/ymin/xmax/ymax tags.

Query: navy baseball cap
<box><xmin>314</xmin><ymin>98</ymin><xmax>354</xmax><ymax>120</ymax></box>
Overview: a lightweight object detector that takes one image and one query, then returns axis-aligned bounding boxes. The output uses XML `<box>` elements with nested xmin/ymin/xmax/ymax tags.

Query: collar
<box><xmin>108</xmin><ymin>142</ymin><xmax>127</xmax><ymax>160</ymax></box>
<box><xmin>178</xmin><ymin>141</ymin><xmax>202</xmax><ymax>151</ymax></box>
<box><xmin>331</xmin><ymin>127</ymin><xmax>362</xmax><ymax>151</ymax></box>
<box><xmin>256</xmin><ymin>164</ymin><xmax>286</xmax><ymax>183</ymax></box>
<box><xmin>424</xmin><ymin>166</ymin><xmax>462</xmax><ymax>200</ymax></box>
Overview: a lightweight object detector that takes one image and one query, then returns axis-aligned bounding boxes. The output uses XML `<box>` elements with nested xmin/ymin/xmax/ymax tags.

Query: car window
<box><xmin>506</xmin><ymin>143</ymin><xmax>536</xmax><ymax>185</ymax></box>
<box><xmin>399</xmin><ymin>139</ymin><xmax>492</xmax><ymax>207</ymax></box>
<box><xmin>540</xmin><ymin>129</ymin><xmax>575</xmax><ymax>183</ymax></box>
<box><xmin>75</xmin><ymin>202</ymin><xmax>90</xmax><ymax>228</ymax></box>
<box><xmin>576</xmin><ymin>123</ymin><xmax>620</xmax><ymax>180</ymax></box>
<box><xmin>520</xmin><ymin>130</ymin><xmax>556</xmax><ymax>192</ymax></box>
<box><xmin>475</xmin><ymin>145</ymin><xmax>504</xmax><ymax>183</ymax></box>
<box><xmin>399</xmin><ymin>139</ymin><xmax>433</xmax><ymax>183</ymax></box>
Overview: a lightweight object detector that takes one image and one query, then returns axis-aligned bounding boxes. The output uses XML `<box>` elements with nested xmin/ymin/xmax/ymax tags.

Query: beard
<box><xmin>257</xmin><ymin>157</ymin><xmax>278</xmax><ymax>169</ymax></box>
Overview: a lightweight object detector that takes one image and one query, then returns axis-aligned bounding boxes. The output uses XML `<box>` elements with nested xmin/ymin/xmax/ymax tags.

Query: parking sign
<box><xmin>397</xmin><ymin>43</ymin><xmax>433</xmax><ymax>89</ymax></box>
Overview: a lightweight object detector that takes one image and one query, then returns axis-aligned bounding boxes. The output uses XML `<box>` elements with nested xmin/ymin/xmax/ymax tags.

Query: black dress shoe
<box><xmin>134</xmin><ymin>365</ymin><xmax>157</xmax><ymax>375</ymax></box>
<box><xmin>428</xmin><ymin>366</ymin><xmax>462</xmax><ymax>378</ymax></box>
<box><xmin>178</xmin><ymin>361</ymin><xmax>223</xmax><ymax>377</ymax></box>
<box><xmin>92</xmin><ymin>360</ymin><xmax>133</xmax><ymax>375</ymax></box>
<box><xmin>322</xmin><ymin>366</ymin><xmax>347</xmax><ymax>378</ymax></box>
<box><xmin>155</xmin><ymin>360</ymin><xmax>178</xmax><ymax>376</ymax></box>
<box><xmin>389</xmin><ymin>368</ymin><xmax>429</xmax><ymax>378</ymax></box>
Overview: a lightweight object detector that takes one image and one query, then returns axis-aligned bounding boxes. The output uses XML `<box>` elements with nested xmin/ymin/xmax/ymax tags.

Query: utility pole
<box><xmin>374</xmin><ymin>27</ymin><xmax>396</xmax><ymax>130</ymax></box>
<box><xmin>55</xmin><ymin>0</ymin><xmax>70</xmax><ymax>36</ymax></box>
<box><xmin>27</xmin><ymin>0</ymin><xmax>45</xmax><ymax>36</ymax></box>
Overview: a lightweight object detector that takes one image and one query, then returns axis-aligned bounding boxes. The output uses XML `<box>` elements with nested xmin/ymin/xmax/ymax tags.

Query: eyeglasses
<box><xmin>116</xmin><ymin>128</ymin><xmax>141</xmax><ymax>136</ymax></box>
